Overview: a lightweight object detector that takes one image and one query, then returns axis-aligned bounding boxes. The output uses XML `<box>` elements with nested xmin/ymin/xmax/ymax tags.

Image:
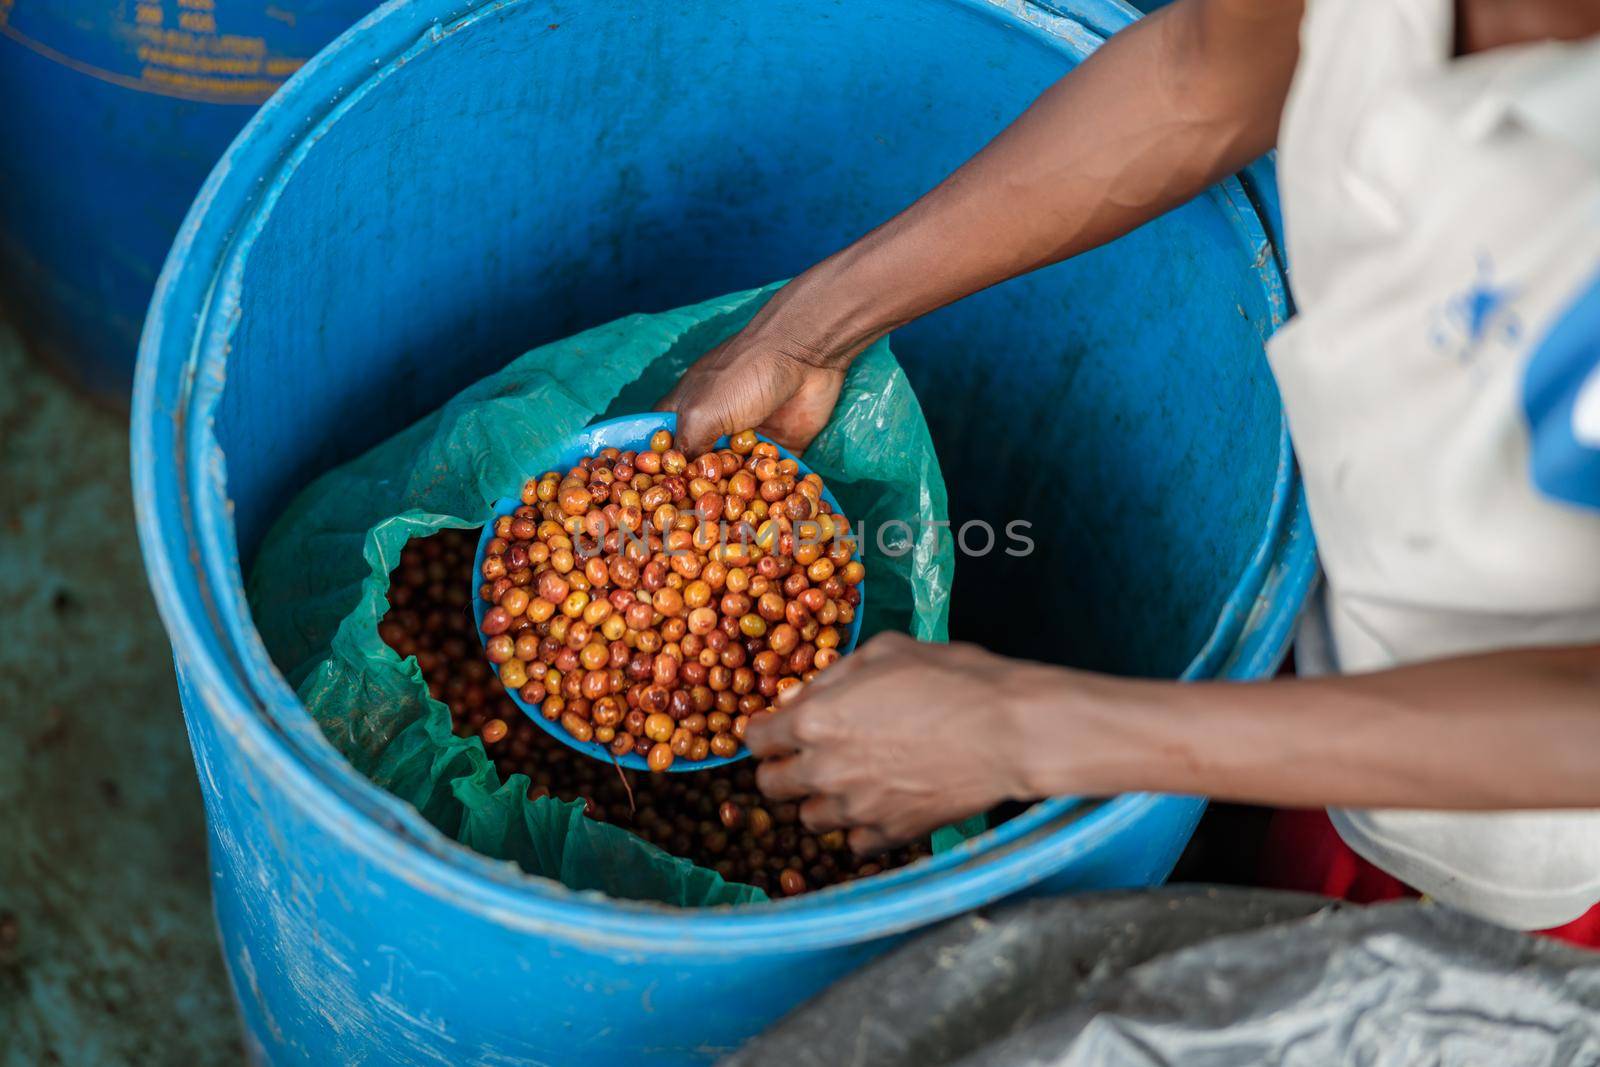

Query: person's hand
<box><xmin>657</xmin><ymin>277</ymin><xmax>881</xmax><ymax>456</ymax></box>
<box><xmin>658</xmin><ymin>329</ymin><xmax>847</xmax><ymax>457</ymax></box>
<box><xmin>745</xmin><ymin>632</ymin><xmax>1042</xmax><ymax>854</ymax></box>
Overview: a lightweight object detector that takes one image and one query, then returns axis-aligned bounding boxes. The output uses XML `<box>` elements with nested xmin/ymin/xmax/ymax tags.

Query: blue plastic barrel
<box><xmin>0</xmin><ymin>0</ymin><xmax>368</xmax><ymax>398</ymax></box>
<box><xmin>132</xmin><ymin>0</ymin><xmax>1316</xmax><ymax>1062</ymax></box>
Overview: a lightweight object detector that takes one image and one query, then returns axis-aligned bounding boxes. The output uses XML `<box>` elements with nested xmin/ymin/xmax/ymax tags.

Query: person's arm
<box><xmin>662</xmin><ymin>0</ymin><xmax>1305</xmax><ymax>454</ymax></box>
<box><xmin>746</xmin><ymin>634</ymin><xmax>1600</xmax><ymax>854</ymax></box>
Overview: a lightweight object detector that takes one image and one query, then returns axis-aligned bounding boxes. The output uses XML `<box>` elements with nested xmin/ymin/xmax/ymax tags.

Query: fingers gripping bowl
<box><xmin>473</xmin><ymin>413</ymin><xmax>865</xmax><ymax>772</ymax></box>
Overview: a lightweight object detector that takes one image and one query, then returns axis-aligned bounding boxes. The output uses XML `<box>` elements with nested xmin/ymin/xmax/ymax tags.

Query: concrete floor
<box><xmin>0</xmin><ymin>324</ymin><xmax>241</xmax><ymax>1065</ymax></box>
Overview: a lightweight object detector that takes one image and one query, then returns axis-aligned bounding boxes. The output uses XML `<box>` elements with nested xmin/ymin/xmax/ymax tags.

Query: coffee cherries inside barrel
<box><xmin>381</xmin><ymin>527</ymin><xmax>926</xmax><ymax>899</ymax></box>
<box><xmin>476</xmin><ymin>429</ymin><xmax>864</xmax><ymax>769</ymax></box>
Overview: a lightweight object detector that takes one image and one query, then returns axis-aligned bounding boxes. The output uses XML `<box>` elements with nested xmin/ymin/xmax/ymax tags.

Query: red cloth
<box><xmin>1259</xmin><ymin>807</ymin><xmax>1600</xmax><ymax>949</ymax></box>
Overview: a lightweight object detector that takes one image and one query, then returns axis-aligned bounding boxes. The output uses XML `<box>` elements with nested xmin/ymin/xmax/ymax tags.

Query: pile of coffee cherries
<box><xmin>380</xmin><ymin>529</ymin><xmax>927</xmax><ymax>896</ymax></box>
<box><xmin>477</xmin><ymin>428</ymin><xmax>864</xmax><ymax>770</ymax></box>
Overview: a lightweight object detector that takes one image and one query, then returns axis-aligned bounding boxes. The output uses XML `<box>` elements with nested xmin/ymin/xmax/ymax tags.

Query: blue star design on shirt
<box><xmin>1431</xmin><ymin>254</ymin><xmax>1522</xmax><ymax>362</ymax></box>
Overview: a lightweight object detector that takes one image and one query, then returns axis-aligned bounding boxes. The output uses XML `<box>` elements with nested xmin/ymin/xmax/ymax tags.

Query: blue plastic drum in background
<box><xmin>0</xmin><ymin>0</ymin><xmax>372</xmax><ymax>399</ymax></box>
<box><xmin>471</xmin><ymin>412</ymin><xmax>863</xmax><ymax>772</ymax></box>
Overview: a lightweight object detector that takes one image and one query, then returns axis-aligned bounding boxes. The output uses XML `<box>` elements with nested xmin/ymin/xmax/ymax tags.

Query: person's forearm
<box><xmin>773</xmin><ymin>0</ymin><xmax>1303</xmax><ymax>357</ymax></box>
<box><xmin>1009</xmin><ymin>645</ymin><xmax>1600</xmax><ymax>809</ymax></box>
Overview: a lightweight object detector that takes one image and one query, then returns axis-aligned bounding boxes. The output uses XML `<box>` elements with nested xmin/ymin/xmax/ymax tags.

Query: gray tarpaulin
<box><xmin>724</xmin><ymin>887</ymin><xmax>1600</xmax><ymax>1067</ymax></box>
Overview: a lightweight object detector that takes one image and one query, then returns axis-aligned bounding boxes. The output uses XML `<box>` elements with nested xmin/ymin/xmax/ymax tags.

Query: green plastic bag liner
<box><xmin>249</xmin><ymin>284</ymin><xmax>977</xmax><ymax>907</ymax></box>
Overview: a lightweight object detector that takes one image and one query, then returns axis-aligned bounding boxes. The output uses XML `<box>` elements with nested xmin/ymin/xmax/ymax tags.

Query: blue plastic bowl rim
<box><xmin>471</xmin><ymin>411</ymin><xmax>864</xmax><ymax>772</ymax></box>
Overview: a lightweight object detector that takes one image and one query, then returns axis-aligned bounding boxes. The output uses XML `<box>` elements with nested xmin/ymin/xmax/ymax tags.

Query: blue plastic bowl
<box><xmin>472</xmin><ymin>412</ymin><xmax>864</xmax><ymax>771</ymax></box>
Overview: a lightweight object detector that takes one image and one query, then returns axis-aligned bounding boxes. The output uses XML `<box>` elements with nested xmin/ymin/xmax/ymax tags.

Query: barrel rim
<box><xmin>132</xmin><ymin>0</ymin><xmax>1314</xmax><ymax>953</ymax></box>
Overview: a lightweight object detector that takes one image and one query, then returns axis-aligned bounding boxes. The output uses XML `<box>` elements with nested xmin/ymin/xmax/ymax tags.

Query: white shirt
<box><xmin>1270</xmin><ymin>0</ymin><xmax>1600</xmax><ymax>929</ymax></box>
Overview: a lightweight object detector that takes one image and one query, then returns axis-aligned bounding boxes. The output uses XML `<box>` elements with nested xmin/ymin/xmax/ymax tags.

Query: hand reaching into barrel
<box><xmin>657</xmin><ymin>330</ymin><xmax>846</xmax><ymax>458</ymax></box>
<box><xmin>746</xmin><ymin>632</ymin><xmax>1045</xmax><ymax>853</ymax></box>
<box><xmin>657</xmin><ymin>271</ymin><xmax>888</xmax><ymax>456</ymax></box>
<box><xmin>750</xmin><ymin>629</ymin><xmax>1600</xmax><ymax>856</ymax></box>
